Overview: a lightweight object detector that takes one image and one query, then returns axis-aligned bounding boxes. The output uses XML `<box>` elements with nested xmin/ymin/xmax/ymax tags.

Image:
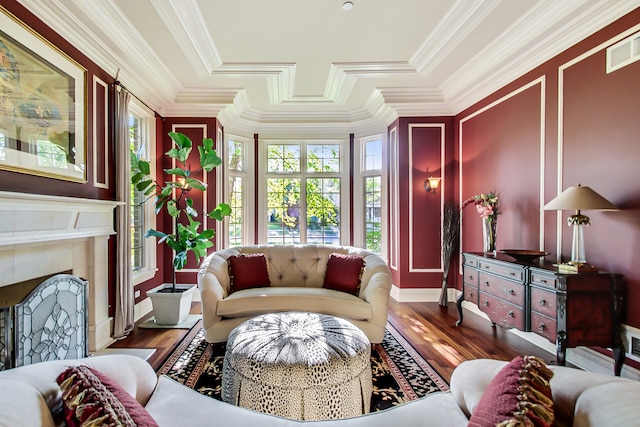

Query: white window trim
<box><xmin>353</xmin><ymin>133</ymin><xmax>387</xmax><ymax>258</ymax></box>
<box><xmin>257</xmin><ymin>139</ymin><xmax>350</xmax><ymax>245</ymax></box>
<box><xmin>130</xmin><ymin>100</ymin><xmax>157</xmax><ymax>285</ymax></box>
<box><xmin>223</xmin><ymin>133</ymin><xmax>255</xmax><ymax>247</ymax></box>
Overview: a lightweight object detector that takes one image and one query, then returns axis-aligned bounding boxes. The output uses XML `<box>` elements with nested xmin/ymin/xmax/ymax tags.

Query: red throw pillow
<box><xmin>228</xmin><ymin>253</ymin><xmax>270</xmax><ymax>292</ymax></box>
<box><xmin>323</xmin><ymin>253</ymin><xmax>365</xmax><ymax>296</ymax></box>
<box><xmin>56</xmin><ymin>365</ymin><xmax>158</xmax><ymax>427</ymax></box>
<box><xmin>468</xmin><ymin>355</ymin><xmax>554</xmax><ymax>427</ymax></box>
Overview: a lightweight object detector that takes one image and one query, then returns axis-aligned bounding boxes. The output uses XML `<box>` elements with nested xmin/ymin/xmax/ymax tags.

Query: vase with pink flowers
<box><xmin>462</xmin><ymin>192</ymin><xmax>499</xmax><ymax>256</ymax></box>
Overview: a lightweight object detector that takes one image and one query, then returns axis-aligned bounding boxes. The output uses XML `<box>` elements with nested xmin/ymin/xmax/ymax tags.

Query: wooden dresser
<box><xmin>457</xmin><ymin>252</ymin><xmax>625</xmax><ymax>375</ymax></box>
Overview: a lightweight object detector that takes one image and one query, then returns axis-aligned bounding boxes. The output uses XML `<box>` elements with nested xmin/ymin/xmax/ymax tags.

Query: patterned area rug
<box><xmin>157</xmin><ymin>321</ymin><xmax>449</xmax><ymax>412</ymax></box>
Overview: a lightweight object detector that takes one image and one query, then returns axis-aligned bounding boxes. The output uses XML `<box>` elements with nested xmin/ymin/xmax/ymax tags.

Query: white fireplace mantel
<box><xmin>0</xmin><ymin>191</ymin><xmax>122</xmax><ymax>351</ymax></box>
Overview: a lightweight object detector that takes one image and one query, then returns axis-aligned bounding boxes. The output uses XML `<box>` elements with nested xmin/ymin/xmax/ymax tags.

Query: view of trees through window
<box><xmin>266</xmin><ymin>143</ymin><xmax>341</xmax><ymax>245</ymax></box>
<box><xmin>228</xmin><ymin>139</ymin><xmax>244</xmax><ymax>246</ymax></box>
<box><xmin>129</xmin><ymin>115</ymin><xmax>145</xmax><ymax>270</ymax></box>
<box><xmin>363</xmin><ymin>138</ymin><xmax>382</xmax><ymax>253</ymax></box>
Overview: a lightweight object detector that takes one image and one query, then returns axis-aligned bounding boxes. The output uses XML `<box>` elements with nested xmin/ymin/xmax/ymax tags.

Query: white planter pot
<box><xmin>147</xmin><ymin>284</ymin><xmax>196</xmax><ymax>325</ymax></box>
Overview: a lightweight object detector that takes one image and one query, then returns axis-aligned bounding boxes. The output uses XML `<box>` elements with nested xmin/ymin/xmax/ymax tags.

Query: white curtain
<box><xmin>113</xmin><ymin>88</ymin><xmax>133</xmax><ymax>339</ymax></box>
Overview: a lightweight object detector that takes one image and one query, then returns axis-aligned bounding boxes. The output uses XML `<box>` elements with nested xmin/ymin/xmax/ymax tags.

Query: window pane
<box><xmin>228</xmin><ymin>176</ymin><xmax>243</xmax><ymax>247</ymax></box>
<box><xmin>307</xmin><ymin>144</ymin><xmax>340</xmax><ymax>172</ymax></box>
<box><xmin>364</xmin><ymin>139</ymin><xmax>382</xmax><ymax>171</ymax></box>
<box><xmin>306</xmin><ymin>177</ymin><xmax>340</xmax><ymax>244</ymax></box>
<box><xmin>228</xmin><ymin>139</ymin><xmax>243</xmax><ymax>171</ymax></box>
<box><xmin>36</xmin><ymin>139</ymin><xmax>67</xmax><ymax>168</ymax></box>
<box><xmin>267</xmin><ymin>144</ymin><xmax>300</xmax><ymax>173</ymax></box>
<box><xmin>267</xmin><ymin>178</ymin><xmax>301</xmax><ymax>244</ymax></box>
<box><xmin>0</xmin><ymin>133</ymin><xmax>5</xmax><ymax>160</ymax></box>
<box><xmin>129</xmin><ymin>115</ymin><xmax>145</xmax><ymax>270</ymax></box>
<box><xmin>365</xmin><ymin>176</ymin><xmax>382</xmax><ymax>252</ymax></box>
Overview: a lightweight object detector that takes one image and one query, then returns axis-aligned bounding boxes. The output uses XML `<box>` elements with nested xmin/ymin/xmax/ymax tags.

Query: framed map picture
<box><xmin>0</xmin><ymin>6</ymin><xmax>86</xmax><ymax>182</ymax></box>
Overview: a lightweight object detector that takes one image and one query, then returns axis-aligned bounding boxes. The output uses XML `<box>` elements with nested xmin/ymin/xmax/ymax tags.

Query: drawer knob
<box><xmin>540</xmin><ymin>279</ymin><xmax>548</xmax><ymax>284</ymax></box>
<box><xmin>538</xmin><ymin>323</ymin><xmax>546</xmax><ymax>331</ymax></box>
<box><xmin>538</xmin><ymin>299</ymin><xmax>546</xmax><ymax>306</ymax></box>
<box><xmin>483</xmin><ymin>300</ymin><xmax>490</xmax><ymax>306</ymax></box>
<box><xmin>509</xmin><ymin>272</ymin><xmax>515</xmax><ymax>276</ymax></box>
<box><xmin>505</xmin><ymin>288</ymin><xmax>516</xmax><ymax>296</ymax></box>
<box><xmin>485</xmin><ymin>281</ymin><xmax>490</xmax><ymax>287</ymax></box>
<box><xmin>508</xmin><ymin>311</ymin><xmax>515</xmax><ymax>318</ymax></box>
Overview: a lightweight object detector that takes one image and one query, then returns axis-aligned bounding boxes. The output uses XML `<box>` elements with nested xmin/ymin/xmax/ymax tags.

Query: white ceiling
<box><xmin>17</xmin><ymin>0</ymin><xmax>639</xmax><ymax>137</ymax></box>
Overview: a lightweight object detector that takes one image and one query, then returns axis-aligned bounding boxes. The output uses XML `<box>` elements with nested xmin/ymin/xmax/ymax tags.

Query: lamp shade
<box><xmin>543</xmin><ymin>185</ymin><xmax>618</xmax><ymax>211</ymax></box>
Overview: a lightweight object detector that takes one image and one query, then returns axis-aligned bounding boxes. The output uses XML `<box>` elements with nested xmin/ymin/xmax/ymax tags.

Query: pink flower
<box><xmin>462</xmin><ymin>191</ymin><xmax>499</xmax><ymax>220</ymax></box>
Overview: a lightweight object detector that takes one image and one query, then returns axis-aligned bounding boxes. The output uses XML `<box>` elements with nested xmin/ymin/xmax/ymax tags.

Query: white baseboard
<box><xmin>134</xmin><ymin>297</ymin><xmax>153</xmax><ymax>323</ymax></box>
<box><xmin>390</xmin><ymin>285</ymin><xmax>459</xmax><ymax>302</ymax></box>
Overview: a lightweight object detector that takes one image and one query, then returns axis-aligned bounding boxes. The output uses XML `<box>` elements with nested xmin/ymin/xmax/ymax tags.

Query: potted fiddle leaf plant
<box><xmin>131</xmin><ymin>131</ymin><xmax>231</xmax><ymax>325</ymax></box>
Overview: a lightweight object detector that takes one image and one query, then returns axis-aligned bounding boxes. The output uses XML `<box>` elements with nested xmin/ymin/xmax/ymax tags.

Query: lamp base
<box><xmin>554</xmin><ymin>262</ymin><xmax>599</xmax><ymax>273</ymax></box>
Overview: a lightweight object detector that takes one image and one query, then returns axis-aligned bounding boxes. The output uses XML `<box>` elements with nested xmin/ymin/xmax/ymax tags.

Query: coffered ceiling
<box><xmin>17</xmin><ymin>0</ymin><xmax>639</xmax><ymax>137</ymax></box>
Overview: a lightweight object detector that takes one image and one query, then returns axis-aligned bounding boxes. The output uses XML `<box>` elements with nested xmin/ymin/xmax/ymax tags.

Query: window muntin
<box><xmin>364</xmin><ymin>139</ymin><xmax>382</xmax><ymax>171</ymax></box>
<box><xmin>36</xmin><ymin>140</ymin><xmax>68</xmax><ymax>168</ymax></box>
<box><xmin>228</xmin><ymin>176</ymin><xmax>244</xmax><ymax>247</ymax></box>
<box><xmin>306</xmin><ymin>177</ymin><xmax>340</xmax><ymax>244</ymax></box>
<box><xmin>307</xmin><ymin>144</ymin><xmax>340</xmax><ymax>172</ymax></box>
<box><xmin>128</xmin><ymin>103</ymin><xmax>156</xmax><ymax>285</ymax></box>
<box><xmin>129</xmin><ymin>115</ymin><xmax>145</xmax><ymax>271</ymax></box>
<box><xmin>267</xmin><ymin>177</ymin><xmax>301</xmax><ymax>244</ymax></box>
<box><xmin>0</xmin><ymin>133</ymin><xmax>5</xmax><ymax>160</ymax></box>
<box><xmin>264</xmin><ymin>141</ymin><xmax>344</xmax><ymax>245</ymax></box>
<box><xmin>225</xmin><ymin>136</ymin><xmax>252</xmax><ymax>247</ymax></box>
<box><xmin>361</xmin><ymin>136</ymin><xmax>384</xmax><ymax>254</ymax></box>
<box><xmin>365</xmin><ymin>176</ymin><xmax>382</xmax><ymax>252</ymax></box>
<box><xmin>267</xmin><ymin>144</ymin><xmax>300</xmax><ymax>173</ymax></box>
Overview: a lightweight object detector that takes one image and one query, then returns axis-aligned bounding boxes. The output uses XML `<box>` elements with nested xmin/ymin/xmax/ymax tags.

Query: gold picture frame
<box><xmin>0</xmin><ymin>6</ymin><xmax>87</xmax><ymax>182</ymax></box>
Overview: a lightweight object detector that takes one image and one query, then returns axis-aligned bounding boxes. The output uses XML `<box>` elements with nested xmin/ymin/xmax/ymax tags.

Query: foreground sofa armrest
<box><xmin>0</xmin><ymin>354</ymin><xmax>159</xmax><ymax>427</ymax></box>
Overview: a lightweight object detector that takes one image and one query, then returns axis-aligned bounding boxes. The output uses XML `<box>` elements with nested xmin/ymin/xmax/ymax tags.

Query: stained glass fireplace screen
<box><xmin>12</xmin><ymin>274</ymin><xmax>88</xmax><ymax>368</ymax></box>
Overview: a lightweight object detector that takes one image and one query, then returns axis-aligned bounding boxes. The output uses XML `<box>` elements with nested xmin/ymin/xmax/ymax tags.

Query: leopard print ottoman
<box><xmin>221</xmin><ymin>311</ymin><xmax>372</xmax><ymax>421</ymax></box>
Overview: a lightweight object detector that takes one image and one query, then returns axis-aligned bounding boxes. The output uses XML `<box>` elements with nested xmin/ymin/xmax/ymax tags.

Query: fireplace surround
<box><xmin>0</xmin><ymin>191</ymin><xmax>120</xmax><ymax>353</ymax></box>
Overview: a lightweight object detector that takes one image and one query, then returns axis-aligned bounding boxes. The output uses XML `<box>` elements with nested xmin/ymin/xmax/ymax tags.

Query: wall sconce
<box><xmin>543</xmin><ymin>184</ymin><xmax>617</xmax><ymax>272</ymax></box>
<box><xmin>423</xmin><ymin>170</ymin><xmax>441</xmax><ymax>195</ymax></box>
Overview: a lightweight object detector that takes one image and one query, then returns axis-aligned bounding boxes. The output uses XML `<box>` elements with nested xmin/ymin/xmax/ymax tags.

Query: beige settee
<box><xmin>197</xmin><ymin>244</ymin><xmax>393</xmax><ymax>343</ymax></box>
<box><xmin>1</xmin><ymin>354</ymin><xmax>639</xmax><ymax>426</ymax></box>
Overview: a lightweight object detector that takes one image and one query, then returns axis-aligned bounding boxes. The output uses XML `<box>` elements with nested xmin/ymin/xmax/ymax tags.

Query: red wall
<box><xmin>454</xmin><ymin>8</ymin><xmax>640</xmax><ymax>328</ymax></box>
<box><xmin>388</xmin><ymin>117</ymin><xmax>455</xmax><ymax>289</ymax></box>
<box><xmin>0</xmin><ymin>0</ymin><xmax>116</xmax><ymax>201</ymax></box>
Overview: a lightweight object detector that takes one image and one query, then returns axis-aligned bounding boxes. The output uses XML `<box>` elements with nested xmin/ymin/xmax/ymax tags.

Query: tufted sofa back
<box><xmin>203</xmin><ymin>244</ymin><xmax>385</xmax><ymax>298</ymax></box>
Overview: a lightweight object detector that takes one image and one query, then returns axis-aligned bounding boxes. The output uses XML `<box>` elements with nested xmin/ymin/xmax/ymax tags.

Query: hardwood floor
<box><xmin>108</xmin><ymin>300</ymin><xmax>553</xmax><ymax>382</ymax></box>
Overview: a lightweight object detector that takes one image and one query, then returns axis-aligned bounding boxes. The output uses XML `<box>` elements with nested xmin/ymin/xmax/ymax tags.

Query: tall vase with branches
<box><xmin>439</xmin><ymin>201</ymin><xmax>460</xmax><ymax>306</ymax></box>
<box><xmin>131</xmin><ymin>131</ymin><xmax>231</xmax><ymax>293</ymax></box>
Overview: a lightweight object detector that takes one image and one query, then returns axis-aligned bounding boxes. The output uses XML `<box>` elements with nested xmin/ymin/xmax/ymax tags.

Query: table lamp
<box><xmin>543</xmin><ymin>184</ymin><xmax>617</xmax><ymax>272</ymax></box>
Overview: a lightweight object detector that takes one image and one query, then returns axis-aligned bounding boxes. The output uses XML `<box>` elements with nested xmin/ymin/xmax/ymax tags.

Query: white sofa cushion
<box><xmin>217</xmin><ymin>287</ymin><xmax>373</xmax><ymax>320</ymax></box>
<box><xmin>573</xmin><ymin>381</ymin><xmax>640</xmax><ymax>427</ymax></box>
<box><xmin>145</xmin><ymin>375</ymin><xmax>469</xmax><ymax>427</ymax></box>
<box><xmin>0</xmin><ymin>379</ymin><xmax>57</xmax><ymax>427</ymax></box>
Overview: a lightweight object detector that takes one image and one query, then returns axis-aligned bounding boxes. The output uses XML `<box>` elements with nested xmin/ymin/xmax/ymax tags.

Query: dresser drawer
<box><xmin>463</xmin><ymin>254</ymin><xmax>479</xmax><ymax>268</ymax></box>
<box><xmin>463</xmin><ymin>267</ymin><xmax>479</xmax><ymax>287</ymax></box>
<box><xmin>530</xmin><ymin>269</ymin><xmax>557</xmax><ymax>289</ymax></box>
<box><xmin>464</xmin><ymin>285</ymin><xmax>478</xmax><ymax>305</ymax></box>
<box><xmin>479</xmin><ymin>291</ymin><xmax>525</xmax><ymax>330</ymax></box>
<box><xmin>530</xmin><ymin>287</ymin><xmax>557</xmax><ymax>318</ymax></box>
<box><xmin>478</xmin><ymin>260</ymin><xmax>525</xmax><ymax>282</ymax></box>
<box><xmin>531</xmin><ymin>311</ymin><xmax>557</xmax><ymax>343</ymax></box>
<box><xmin>478</xmin><ymin>272</ymin><xmax>525</xmax><ymax>306</ymax></box>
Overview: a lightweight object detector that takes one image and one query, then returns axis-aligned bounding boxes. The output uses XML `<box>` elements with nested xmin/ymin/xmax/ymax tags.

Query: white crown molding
<box><xmin>151</xmin><ymin>0</ymin><xmax>222</xmax><ymax>77</ymax></box>
<box><xmin>411</xmin><ymin>0</ymin><xmax>501</xmax><ymax>77</ymax></box>
<box><xmin>445</xmin><ymin>0</ymin><xmax>640</xmax><ymax>113</ymax></box>
<box><xmin>17</xmin><ymin>0</ymin><xmax>639</xmax><ymax>127</ymax></box>
<box><xmin>18</xmin><ymin>0</ymin><xmax>180</xmax><ymax>112</ymax></box>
